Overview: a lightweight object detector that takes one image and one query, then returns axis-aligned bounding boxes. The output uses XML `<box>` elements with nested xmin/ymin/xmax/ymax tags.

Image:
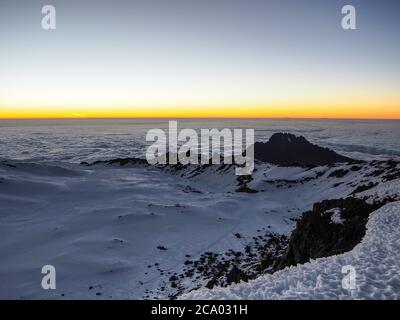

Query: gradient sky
<box><xmin>0</xmin><ymin>0</ymin><xmax>399</xmax><ymax>118</ymax></box>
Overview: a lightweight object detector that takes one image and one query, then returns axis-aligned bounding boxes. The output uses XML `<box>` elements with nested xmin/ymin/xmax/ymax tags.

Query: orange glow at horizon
<box><xmin>1</xmin><ymin>101</ymin><xmax>399</xmax><ymax>119</ymax></box>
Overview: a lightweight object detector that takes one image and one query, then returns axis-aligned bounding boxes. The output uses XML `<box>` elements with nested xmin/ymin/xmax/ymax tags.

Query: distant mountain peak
<box><xmin>254</xmin><ymin>133</ymin><xmax>354</xmax><ymax>166</ymax></box>
<box><xmin>269</xmin><ymin>133</ymin><xmax>306</xmax><ymax>144</ymax></box>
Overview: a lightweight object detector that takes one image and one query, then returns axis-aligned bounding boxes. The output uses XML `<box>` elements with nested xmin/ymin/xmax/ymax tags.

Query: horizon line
<box><xmin>1</xmin><ymin>116</ymin><xmax>400</xmax><ymax>121</ymax></box>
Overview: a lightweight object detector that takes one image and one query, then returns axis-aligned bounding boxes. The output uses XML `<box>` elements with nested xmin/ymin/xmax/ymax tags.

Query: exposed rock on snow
<box><xmin>274</xmin><ymin>198</ymin><xmax>383</xmax><ymax>271</ymax></box>
<box><xmin>356</xmin><ymin>178</ymin><xmax>400</xmax><ymax>204</ymax></box>
<box><xmin>149</xmin><ymin>232</ymin><xmax>288</xmax><ymax>299</ymax></box>
<box><xmin>181</xmin><ymin>201</ymin><xmax>400</xmax><ymax>300</ymax></box>
<box><xmin>81</xmin><ymin>157</ymin><xmax>148</xmax><ymax>167</ymax></box>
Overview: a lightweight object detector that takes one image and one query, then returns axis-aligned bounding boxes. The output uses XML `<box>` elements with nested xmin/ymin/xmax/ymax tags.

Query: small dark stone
<box><xmin>169</xmin><ymin>275</ymin><xmax>178</xmax><ymax>282</ymax></box>
<box><xmin>328</xmin><ymin>169</ymin><xmax>349</xmax><ymax>178</ymax></box>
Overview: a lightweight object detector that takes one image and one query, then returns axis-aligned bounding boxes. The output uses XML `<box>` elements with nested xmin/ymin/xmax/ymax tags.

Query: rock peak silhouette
<box><xmin>254</xmin><ymin>133</ymin><xmax>353</xmax><ymax>166</ymax></box>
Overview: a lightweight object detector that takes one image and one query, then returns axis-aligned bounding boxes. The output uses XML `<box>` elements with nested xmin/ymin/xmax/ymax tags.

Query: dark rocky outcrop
<box><xmin>274</xmin><ymin>197</ymin><xmax>383</xmax><ymax>271</ymax></box>
<box><xmin>81</xmin><ymin>157</ymin><xmax>148</xmax><ymax>166</ymax></box>
<box><xmin>225</xmin><ymin>266</ymin><xmax>249</xmax><ymax>285</ymax></box>
<box><xmin>254</xmin><ymin>133</ymin><xmax>353</xmax><ymax>166</ymax></box>
<box><xmin>328</xmin><ymin>169</ymin><xmax>349</xmax><ymax>178</ymax></box>
<box><xmin>236</xmin><ymin>175</ymin><xmax>258</xmax><ymax>193</ymax></box>
<box><xmin>147</xmin><ymin>232</ymin><xmax>288</xmax><ymax>299</ymax></box>
<box><xmin>352</xmin><ymin>182</ymin><xmax>379</xmax><ymax>194</ymax></box>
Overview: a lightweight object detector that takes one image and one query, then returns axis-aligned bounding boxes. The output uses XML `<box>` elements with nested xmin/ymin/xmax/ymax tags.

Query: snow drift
<box><xmin>182</xmin><ymin>201</ymin><xmax>400</xmax><ymax>300</ymax></box>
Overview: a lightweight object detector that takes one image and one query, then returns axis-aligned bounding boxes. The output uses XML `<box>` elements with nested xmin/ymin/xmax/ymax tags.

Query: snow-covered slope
<box><xmin>0</xmin><ymin>161</ymin><xmax>301</xmax><ymax>299</ymax></box>
<box><xmin>181</xmin><ymin>200</ymin><xmax>400</xmax><ymax>300</ymax></box>
<box><xmin>0</xmin><ymin>158</ymin><xmax>399</xmax><ymax>299</ymax></box>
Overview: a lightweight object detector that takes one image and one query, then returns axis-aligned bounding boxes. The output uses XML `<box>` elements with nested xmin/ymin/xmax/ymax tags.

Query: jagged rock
<box><xmin>254</xmin><ymin>133</ymin><xmax>353</xmax><ymax>166</ymax></box>
<box><xmin>274</xmin><ymin>197</ymin><xmax>383</xmax><ymax>271</ymax></box>
<box><xmin>226</xmin><ymin>266</ymin><xmax>249</xmax><ymax>285</ymax></box>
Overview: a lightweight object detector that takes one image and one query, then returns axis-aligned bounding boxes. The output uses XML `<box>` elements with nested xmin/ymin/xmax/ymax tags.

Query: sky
<box><xmin>0</xmin><ymin>0</ymin><xmax>399</xmax><ymax>118</ymax></box>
